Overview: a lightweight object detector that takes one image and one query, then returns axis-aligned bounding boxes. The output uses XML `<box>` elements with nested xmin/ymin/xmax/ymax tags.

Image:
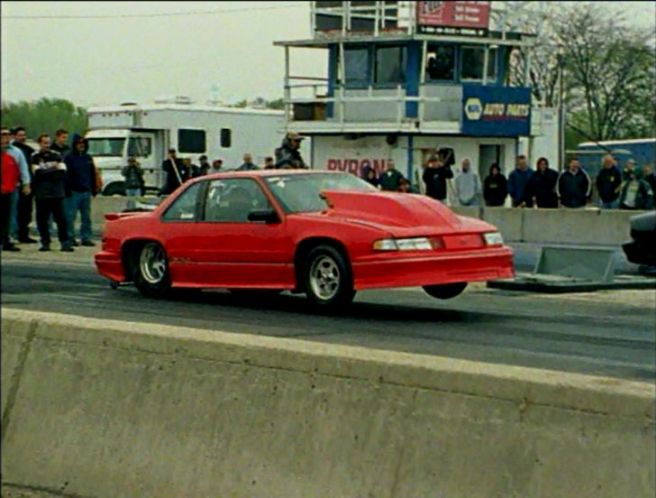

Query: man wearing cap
<box><xmin>422</xmin><ymin>154</ymin><xmax>453</xmax><ymax>202</ymax></box>
<box><xmin>275</xmin><ymin>132</ymin><xmax>307</xmax><ymax>169</ymax></box>
<box><xmin>159</xmin><ymin>149</ymin><xmax>188</xmax><ymax>196</ymax></box>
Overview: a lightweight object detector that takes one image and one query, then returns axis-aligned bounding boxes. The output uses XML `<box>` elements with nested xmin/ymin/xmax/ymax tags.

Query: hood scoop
<box><xmin>320</xmin><ymin>190</ymin><xmax>461</xmax><ymax>229</ymax></box>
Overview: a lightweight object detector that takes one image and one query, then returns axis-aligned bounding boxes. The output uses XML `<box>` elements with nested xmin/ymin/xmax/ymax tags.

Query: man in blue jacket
<box><xmin>64</xmin><ymin>134</ymin><xmax>97</xmax><ymax>246</ymax></box>
<box><xmin>508</xmin><ymin>155</ymin><xmax>534</xmax><ymax>207</ymax></box>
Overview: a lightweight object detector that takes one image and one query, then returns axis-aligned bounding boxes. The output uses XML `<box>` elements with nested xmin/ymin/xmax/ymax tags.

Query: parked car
<box><xmin>622</xmin><ymin>211</ymin><xmax>656</xmax><ymax>271</ymax></box>
<box><xmin>95</xmin><ymin>171</ymin><xmax>514</xmax><ymax>308</ymax></box>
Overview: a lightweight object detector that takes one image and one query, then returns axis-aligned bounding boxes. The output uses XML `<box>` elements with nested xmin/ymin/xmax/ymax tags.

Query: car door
<box><xmin>158</xmin><ymin>181</ymin><xmax>208</xmax><ymax>286</ymax></box>
<box><xmin>191</xmin><ymin>178</ymin><xmax>295</xmax><ymax>288</ymax></box>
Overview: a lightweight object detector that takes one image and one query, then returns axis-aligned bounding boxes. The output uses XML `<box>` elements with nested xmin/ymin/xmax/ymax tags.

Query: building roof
<box><xmin>87</xmin><ymin>103</ymin><xmax>284</xmax><ymax>117</ymax></box>
<box><xmin>274</xmin><ymin>31</ymin><xmax>536</xmax><ymax>49</ymax></box>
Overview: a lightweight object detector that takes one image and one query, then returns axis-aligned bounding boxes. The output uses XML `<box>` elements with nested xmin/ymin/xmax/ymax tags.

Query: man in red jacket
<box><xmin>1</xmin><ymin>127</ymin><xmax>21</xmax><ymax>251</ymax></box>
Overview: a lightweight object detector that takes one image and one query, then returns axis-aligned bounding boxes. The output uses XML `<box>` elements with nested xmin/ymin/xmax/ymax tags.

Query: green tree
<box><xmin>231</xmin><ymin>97</ymin><xmax>284</xmax><ymax>110</ymax></box>
<box><xmin>1</xmin><ymin>97</ymin><xmax>88</xmax><ymax>139</ymax></box>
<box><xmin>266</xmin><ymin>98</ymin><xmax>285</xmax><ymax>110</ymax></box>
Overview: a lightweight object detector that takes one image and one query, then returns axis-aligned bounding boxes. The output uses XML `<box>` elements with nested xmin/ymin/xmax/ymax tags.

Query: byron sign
<box><xmin>326</xmin><ymin>158</ymin><xmax>393</xmax><ymax>177</ymax></box>
<box><xmin>416</xmin><ymin>1</ymin><xmax>490</xmax><ymax>35</ymax></box>
<box><xmin>461</xmin><ymin>85</ymin><xmax>531</xmax><ymax>137</ymax></box>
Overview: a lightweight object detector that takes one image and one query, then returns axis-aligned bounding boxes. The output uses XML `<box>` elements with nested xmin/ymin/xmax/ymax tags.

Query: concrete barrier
<box><xmin>482</xmin><ymin>207</ymin><xmax>524</xmax><ymax>242</ymax></box>
<box><xmin>89</xmin><ymin>197</ymin><xmax>643</xmax><ymax>248</ymax></box>
<box><xmin>2</xmin><ymin>308</ymin><xmax>654</xmax><ymax>498</ymax></box>
<box><xmin>522</xmin><ymin>208</ymin><xmax>633</xmax><ymax>246</ymax></box>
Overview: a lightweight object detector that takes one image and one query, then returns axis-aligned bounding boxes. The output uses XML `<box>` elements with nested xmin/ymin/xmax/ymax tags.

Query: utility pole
<box><xmin>557</xmin><ymin>50</ymin><xmax>565</xmax><ymax>172</ymax></box>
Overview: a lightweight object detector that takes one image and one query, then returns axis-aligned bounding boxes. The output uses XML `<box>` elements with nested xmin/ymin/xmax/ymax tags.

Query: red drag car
<box><xmin>95</xmin><ymin>170</ymin><xmax>513</xmax><ymax>307</ymax></box>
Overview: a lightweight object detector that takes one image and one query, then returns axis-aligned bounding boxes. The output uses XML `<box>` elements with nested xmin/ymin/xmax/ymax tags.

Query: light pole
<box><xmin>557</xmin><ymin>49</ymin><xmax>565</xmax><ymax>172</ymax></box>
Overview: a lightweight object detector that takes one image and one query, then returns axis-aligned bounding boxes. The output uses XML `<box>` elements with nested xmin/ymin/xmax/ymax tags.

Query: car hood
<box><xmin>307</xmin><ymin>190</ymin><xmax>496</xmax><ymax>237</ymax></box>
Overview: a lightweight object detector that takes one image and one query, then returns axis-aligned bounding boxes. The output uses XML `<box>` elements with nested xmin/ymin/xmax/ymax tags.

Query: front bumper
<box><xmin>352</xmin><ymin>246</ymin><xmax>514</xmax><ymax>290</ymax></box>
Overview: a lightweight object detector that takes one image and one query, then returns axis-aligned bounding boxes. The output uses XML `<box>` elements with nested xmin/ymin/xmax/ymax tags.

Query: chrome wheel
<box><xmin>140</xmin><ymin>243</ymin><xmax>167</xmax><ymax>284</ymax></box>
<box><xmin>309</xmin><ymin>255</ymin><xmax>341</xmax><ymax>301</ymax></box>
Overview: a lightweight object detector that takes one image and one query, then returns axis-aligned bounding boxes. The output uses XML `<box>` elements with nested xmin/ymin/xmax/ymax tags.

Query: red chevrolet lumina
<box><xmin>95</xmin><ymin>170</ymin><xmax>513</xmax><ymax>307</ymax></box>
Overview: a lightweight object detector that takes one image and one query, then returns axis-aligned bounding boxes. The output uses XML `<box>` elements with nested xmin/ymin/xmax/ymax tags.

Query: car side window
<box><xmin>162</xmin><ymin>182</ymin><xmax>202</xmax><ymax>222</ymax></box>
<box><xmin>204</xmin><ymin>179</ymin><xmax>271</xmax><ymax>223</ymax></box>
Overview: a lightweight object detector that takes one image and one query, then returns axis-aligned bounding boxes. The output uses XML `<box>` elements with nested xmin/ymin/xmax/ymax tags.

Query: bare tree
<box><xmin>508</xmin><ymin>2</ymin><xmax>655</xmax><ymax>139</ymax></box>
<box><xmin>556</xmin><ymin>3</ymin><xmax>655</xmax><ymax>140</ymax></box>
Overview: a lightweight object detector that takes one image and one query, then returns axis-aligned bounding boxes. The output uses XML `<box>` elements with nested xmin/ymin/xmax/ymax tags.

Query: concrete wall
<box><xmin>92</xmin><ymin>197</ymin><xmax>642</xmax><ymax>248</ymax></box>
<box><xmin>450</xmin><ymin>206</ymin><xmax>641</xmax><ymax>246</ymax></box>
<box><xmin>2</xmin><ymin>308</ymin><xmax>654</xmax><ymax>498</ymax></box>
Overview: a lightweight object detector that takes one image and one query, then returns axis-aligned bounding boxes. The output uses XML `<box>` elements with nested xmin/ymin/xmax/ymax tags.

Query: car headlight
<box><xmin>483</xmin><ymin>232</ymin><xmax>504</xmax><ymax>246</ymax></box>
<box><xmin>373</xmin><ymin>237</ymin><xmax>434</xmax><ymax>251</ymax></box>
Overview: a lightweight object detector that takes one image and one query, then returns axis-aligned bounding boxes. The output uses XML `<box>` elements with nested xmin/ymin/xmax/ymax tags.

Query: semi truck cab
<box><xmin>86</xmin><ymin>129</ymin><xmax>165</xmax><ymax>196</ymax></box>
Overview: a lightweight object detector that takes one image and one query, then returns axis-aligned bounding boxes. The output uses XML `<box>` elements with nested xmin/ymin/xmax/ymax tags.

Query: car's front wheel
<box><xmin>304</xmin><ymin>245</ymin><xmax>355</xmax><ymax>308</ymax></box>
<box><xmin>134</xmin><ymin>242</ymin><xmax>172</xmax><ymax>298</ymax></box>
<box><xmin>423</xmin><ymin>282</ymin><xmax>467</xmax><ymax>299</ymax></box>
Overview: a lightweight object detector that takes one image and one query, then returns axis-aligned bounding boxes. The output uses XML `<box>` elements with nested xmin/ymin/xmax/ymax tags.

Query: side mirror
<box><xmin>248</xmin><ymin>209</ymin><xmax>280</xmax><ymax>224</ymax></box>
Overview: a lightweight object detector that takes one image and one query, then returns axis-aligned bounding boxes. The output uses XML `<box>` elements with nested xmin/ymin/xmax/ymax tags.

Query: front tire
<box><xmin>423</xmin><ymin>282</ymin><xmax>467</xmax><ymax>300</ymax></box>
<box><xmin>303</xmin><ymin>245</ymin><xmax>355</xmax><ymax>308</ymax></box>
<box><xmin>134</xmin><ymin>242</ymin><xmax>171</xmax><ymax>298</ymax></box>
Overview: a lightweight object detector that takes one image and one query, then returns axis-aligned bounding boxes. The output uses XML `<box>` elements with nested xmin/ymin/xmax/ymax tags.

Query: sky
<box><xmin>1</xmin><ymin>1</ymin><xmax>655</xmax><ymax>108</ymax></box>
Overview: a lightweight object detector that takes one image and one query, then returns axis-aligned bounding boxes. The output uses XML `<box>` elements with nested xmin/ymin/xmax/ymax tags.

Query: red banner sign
<box><xmin>416</xmin><ymin>1</ymin><xmax>490</xmax><ymax>30</ymax></box>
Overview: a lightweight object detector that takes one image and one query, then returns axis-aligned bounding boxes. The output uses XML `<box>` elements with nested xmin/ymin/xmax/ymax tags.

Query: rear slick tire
<box><xmin>304</xmin><ymin>245</ymin><xmax>355</xmax><ymax>308</ymax></box>
<box><xmin>423</xmin><ymin>282</ymin><xmax>467</xmax><ymax>299</ymax></box>
<box><xmin>134</xmin><ymin>242</ymin><xmax>172</xmax><ymax>298</ymax></box>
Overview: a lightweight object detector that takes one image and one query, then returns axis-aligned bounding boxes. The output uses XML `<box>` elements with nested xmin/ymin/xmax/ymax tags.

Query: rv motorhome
<box><xmin>85</xmin><ymin>97</ymin><xmax>289</xmax><ymax>195</ymax></box>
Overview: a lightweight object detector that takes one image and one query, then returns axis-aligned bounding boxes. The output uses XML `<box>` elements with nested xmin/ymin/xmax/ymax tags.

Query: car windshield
<box><xmin>86</xmin><ymin>138</ymin><xmax>125</xmax><ymax>157</ymax></box>
<box><xmin>265</xmin><ymin>173</ymin><xmax>377</xmax><ymax>213</ymax></box>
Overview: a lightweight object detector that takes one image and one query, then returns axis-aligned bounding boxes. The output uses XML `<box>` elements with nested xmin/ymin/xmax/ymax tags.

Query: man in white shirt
<box><xmin>454</xmin><ymin>157</ymin><xmax>482</xmax><ymax>206</ymax></box>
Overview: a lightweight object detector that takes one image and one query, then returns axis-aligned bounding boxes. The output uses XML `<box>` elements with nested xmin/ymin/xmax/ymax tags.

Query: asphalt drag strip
<box><xmin>1</xmin><ymin>257</ymin><xmax>654</xmax><ymax>381</ymax></box>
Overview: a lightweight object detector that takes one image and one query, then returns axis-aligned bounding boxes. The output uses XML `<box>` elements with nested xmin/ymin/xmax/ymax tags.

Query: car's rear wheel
<box><xmin>134</xmin><ymin>242</ymin><xmax>171</xmax><ymax>298</ymax></box>
<box><xmin>423</xmin><ymin>282</ymin><xmax>467</xmax><ymax>299</ymax></box>
<box><xmin>304</xmin><ymin>245</ymin><xmax>355</xmax><ymax>308</ymax></box>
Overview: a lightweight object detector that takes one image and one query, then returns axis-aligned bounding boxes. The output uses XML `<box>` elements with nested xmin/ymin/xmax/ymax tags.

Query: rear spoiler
<box><xmin>105</xmin><ymin>211</ymin><xmax>149</xmax><ymax>221</ymax></box>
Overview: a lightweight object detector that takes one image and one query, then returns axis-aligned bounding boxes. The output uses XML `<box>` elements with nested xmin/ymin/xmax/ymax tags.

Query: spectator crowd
<box><xmin>3</xmin><ymin>123</ymin><xmax>654</xmax><ymax>255</ymax></box>
<box><xmin>358</xmin><ymin>150</ymin><xmax>654</xmax><ymax>211</ymax></box>
<box><xmin>154</xmin><ymin>131</ymin><xmax>309</xmax><ymax>195</ymax></box>
<box><xmin>1</xmin><ymin>126</ymin><xmax>99</xmax><ymax>252</ymax></box>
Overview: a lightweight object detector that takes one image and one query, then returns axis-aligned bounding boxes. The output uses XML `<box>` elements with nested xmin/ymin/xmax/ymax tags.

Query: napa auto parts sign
<box><xmin>461</xmin><ymin>85</ymin><xmax>532</xmax><ymax>137</ymax></box>
<box><xmin>416</xmin><ymin>1</ymin><xmax>490</xmax><ymax>35</ymax></box>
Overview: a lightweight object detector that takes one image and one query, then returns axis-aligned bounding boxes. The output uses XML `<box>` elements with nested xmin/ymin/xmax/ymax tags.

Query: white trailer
<box><xmin>85</xmin><ymin>100</ymin><xmax>289</xmax><ymax>195</ymax></box>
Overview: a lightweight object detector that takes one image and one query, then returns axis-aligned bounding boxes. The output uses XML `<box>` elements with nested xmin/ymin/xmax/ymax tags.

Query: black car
<box><xmin>622</xmin><ymin>211</ymin><xmax>656</xmax><ymax>271</ymax></box>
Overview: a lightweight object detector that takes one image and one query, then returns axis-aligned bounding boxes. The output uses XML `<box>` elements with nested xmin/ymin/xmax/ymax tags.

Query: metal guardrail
<box><xmin>284</xmin><ymin>82</ymin><xmax>462</xmax><ymax>125</ymax></box>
